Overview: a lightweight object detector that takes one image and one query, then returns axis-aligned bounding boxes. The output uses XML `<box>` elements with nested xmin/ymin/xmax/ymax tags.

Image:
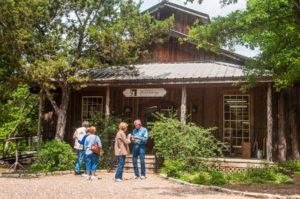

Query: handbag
<box><xmin>91</xmin><ymin>135</ymin><xmax>101</xmax><ymax>155</ymax></box>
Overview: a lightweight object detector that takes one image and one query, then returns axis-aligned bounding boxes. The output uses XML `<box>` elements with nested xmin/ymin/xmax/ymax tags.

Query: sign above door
<box><xmin>123</xmin><ymin>88</ymin><xmax>167</xmax><ymax>97</ymax></box>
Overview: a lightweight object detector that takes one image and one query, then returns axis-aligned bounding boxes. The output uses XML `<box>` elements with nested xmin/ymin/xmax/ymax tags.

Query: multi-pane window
<box><xmin>223</xmin><ymin>95</ymin><xmax>250</xmax><ymax>148</ymax></box>
<box><xmin>82</xmin><ymin>96</ymin><xmax>103</xmax><ymax>120</ymax></box>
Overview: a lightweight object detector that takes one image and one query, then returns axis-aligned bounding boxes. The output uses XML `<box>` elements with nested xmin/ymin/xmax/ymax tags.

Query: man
<box><xmin>132</xmin><ymin>119</ymin><xmax>148</xmax><ymax>179</ymax></box>
<box><xmin>73</xmin><ymin>121</ymin><xmax>88</xmax><ymax>175</ymax></box>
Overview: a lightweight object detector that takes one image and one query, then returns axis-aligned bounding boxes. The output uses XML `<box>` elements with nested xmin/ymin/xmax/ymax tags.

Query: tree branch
<box><xmin>75</xmin><ymin>11</ymin><xmax>83</xmax><ymax>26</ymax></box>
<box><xmin>45</xmin><ymin>88</ymin><xmax>60</xmax><ymax>115</ymax></box>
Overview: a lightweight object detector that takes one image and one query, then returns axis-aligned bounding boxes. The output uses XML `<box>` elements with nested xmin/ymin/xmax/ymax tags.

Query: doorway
<box><xmin>139</xmin><ymin>101</ymin><xmax>177</xmax><ymax>154</ymax></box>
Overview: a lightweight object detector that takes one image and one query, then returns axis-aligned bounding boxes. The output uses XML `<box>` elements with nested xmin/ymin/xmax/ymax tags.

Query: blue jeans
<box><xmin>86</xmin><ymin>153</ymin><xmax>99</xmax><ymax>174</ymax></box>
<box><xmin>115</xmin><ymin>155</ymin><xmax>126</xmax><ymax>179</ymax></box>
<box><xmin>132</xmin><ymin>145</ymin><xmax>146</xmax><ymax>177</ymax></box>
<box><xmin>75</xmin><ymin>149</ymin><xmax>85</xmax><ymax>173</ymax></box>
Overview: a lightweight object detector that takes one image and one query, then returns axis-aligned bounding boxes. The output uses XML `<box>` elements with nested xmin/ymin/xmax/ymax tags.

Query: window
<box><xmin>82</xmin><ymin>96</ymin><xmax>103</xmax><ymax>120</ymax></box>
<box><xmin>223</xmin><ymin>95</ymin><xmax>250</xmax><ymax>148</ymax></box>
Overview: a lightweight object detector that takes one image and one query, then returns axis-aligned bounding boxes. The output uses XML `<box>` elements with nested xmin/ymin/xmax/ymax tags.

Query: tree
<box><xmin>13</xmin><ymin>0</ymin><xmax>173</xmax><ymax>140</ymax></box>
<box><xmin>185</xmin><ymin>0</ymin><xmax>300</xmax><ymax>90</ymax></box>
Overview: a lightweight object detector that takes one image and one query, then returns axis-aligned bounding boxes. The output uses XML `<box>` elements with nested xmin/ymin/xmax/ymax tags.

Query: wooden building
<box><xmin>43</xmin><ymin>1</ymin><xmax>300</xmax><ymax>161</ymax></box>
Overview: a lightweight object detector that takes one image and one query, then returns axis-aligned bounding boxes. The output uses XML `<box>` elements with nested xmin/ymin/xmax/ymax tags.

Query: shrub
<box><xmin>150</xmin><ymin>112</ymin><xmax>225</xmax><ymax>164</ymax></box>
<box><xmin>191</xmin><ymin>172</ymin><xmax>210</xmax><ymax>185</ymax></box>
<box><xmin>163</xmin><ymin>159</ymin><xmax>184</xmax><ymax>178</ymax></box>
<box><xmin>225</xmin><ymin>172</ymin><xmax>246</xmax><ymax>184</ymax></box>
<box><xmin>30</xmin><ymin>139</ymin><xmax>76</xmax><ymax>173</ymax></box>
<box><xmin>209</xmin><ymin>170</ymin><xmax>226</xmax><ymax>185</ymax></box>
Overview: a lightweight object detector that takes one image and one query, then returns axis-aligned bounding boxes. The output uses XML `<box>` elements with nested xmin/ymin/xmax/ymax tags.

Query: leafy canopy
<box><xmin>186</xmin><ymin>0</ymin><xmax>300</xmax><ymax>89</ymax></box>
<box><xmin>19</xmin><ymin>0</ymin><xmax>174</xmax><ymax>92</ymax></box>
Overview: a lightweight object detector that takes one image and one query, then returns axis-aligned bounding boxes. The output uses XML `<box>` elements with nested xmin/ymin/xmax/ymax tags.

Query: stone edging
<box><xmin>159</xmin><ymin>174</ymin><xmax>300</xmax><ymax>199</ymax></box>
<box><xmin>0</xmin><ymin>169</ymin><xmax>110</xmax><ymax>178</ymax></box>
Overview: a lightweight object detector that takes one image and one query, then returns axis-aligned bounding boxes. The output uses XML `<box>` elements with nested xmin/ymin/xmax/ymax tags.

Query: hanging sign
<box><xmin>123</xmin><ymin>88</ymin><xmax>167</xmax><ymax>97</ymax></box>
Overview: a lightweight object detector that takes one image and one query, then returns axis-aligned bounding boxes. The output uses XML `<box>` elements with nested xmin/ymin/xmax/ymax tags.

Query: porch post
<box><xmin>267</xmin><ymin>83</ymin><xmax>273</xmax><ymax>162</ymax></box>
<box><xmin>105</xmin><ymin>87</ymin><xmax>110</xmax><ymax>119</ymax></box>
<box><xmin>181</xmin><ymin>86</ymin><xmax>187</xmax><ymax>125</ymax></box>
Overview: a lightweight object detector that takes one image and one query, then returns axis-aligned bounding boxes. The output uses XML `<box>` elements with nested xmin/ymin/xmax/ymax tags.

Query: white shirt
<box><xmin>73</xmin><ymin>127</ymin><xmax>87</xmax><ymax>150</ymax></box>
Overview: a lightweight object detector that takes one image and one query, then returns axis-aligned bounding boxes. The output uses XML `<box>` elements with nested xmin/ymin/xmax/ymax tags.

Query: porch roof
<box><xmin>89</xmin><ymin>62</ymin><xmax>272</xmax><ymax>84</ymax></box>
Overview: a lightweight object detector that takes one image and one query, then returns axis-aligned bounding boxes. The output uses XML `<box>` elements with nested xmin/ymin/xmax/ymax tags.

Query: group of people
<box><xmin>73</xmin><ymin>119</ymin><xmax>148</xmax><ymax>181</ymax></box>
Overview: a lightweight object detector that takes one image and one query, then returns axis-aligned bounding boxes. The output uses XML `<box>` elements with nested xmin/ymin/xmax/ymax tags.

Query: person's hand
<box><xmin>127</xmin><ymin>134</ymin><xmax>131</xmax><ymax>139</ymax></box>
<box><xmin>134</xmin><ymin>136</ymin><xmax>142</xmax><ymax>140</ymax></box>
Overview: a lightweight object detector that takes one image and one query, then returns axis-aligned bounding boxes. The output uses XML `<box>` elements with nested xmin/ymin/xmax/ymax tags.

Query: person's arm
<box><xmin>119</xmin><ymin>132</ymin><xmax>131</xmax><ymax>145</ymax></box>
<box><xmin>73</xmin><ymin>130</ymin><xmax>78</xmax><ymax>140</ymax></box>
<box><xmin>97</xmin><ymin>136</ymin><xmax>102</xmax><ymax>148</ymax></box>
<box><xmin>140</xmin><ymin>128</ymin><xmax>148</xmax><ymax>144</ymax></box>
<box><xmin>78</xmin><ymin>135</ymin><xmax>88</xmax><ymax>144</ymax></box>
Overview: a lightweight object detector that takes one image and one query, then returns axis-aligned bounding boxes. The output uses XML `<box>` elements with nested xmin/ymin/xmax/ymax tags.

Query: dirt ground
<box><xmin>223</xmin><ymin>175</ymin><xmax>300</xmax><ymax>196</ymax></box>
<box><xmin>0</xmin><ymin>171</ymin><xmax>253</xmax><ymax>199</ymax></box>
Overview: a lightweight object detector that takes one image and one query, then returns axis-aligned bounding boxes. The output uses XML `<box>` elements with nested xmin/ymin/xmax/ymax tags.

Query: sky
<box><xmin>139</xmin><ymin>0</ymin><xmax>260</xmax><ymax>57</ymax></box>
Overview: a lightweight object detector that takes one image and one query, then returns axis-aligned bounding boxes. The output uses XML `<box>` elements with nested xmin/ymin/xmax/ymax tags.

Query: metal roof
<box><xmin>90</xmin><ymin>62</ymin><xmax>247</xmax><ymax>82</ymax></box>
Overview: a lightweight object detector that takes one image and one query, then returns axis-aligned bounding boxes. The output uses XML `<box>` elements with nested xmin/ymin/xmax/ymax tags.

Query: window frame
<box><xmin>81</xmin><ymin>96</ymin><xmax>104</xmax><ymax>121</ymax></box>
<box><xmin>223</xmin><ymin>95</ymin><xmax>250</xmax><ymax>149</ymax></box>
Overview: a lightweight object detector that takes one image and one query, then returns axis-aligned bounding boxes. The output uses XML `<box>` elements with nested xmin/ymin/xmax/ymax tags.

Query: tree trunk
<box><xmin>278</xmin><ymin>91</ymin><xmax>287</xmax><ymax>162</ymax></box>
<box><xmin>55</xmin><ymin>86</ymin><xmax>71</xmax><ymax>141</ymax></box>
<box><xmin>288</xmin><ymin>87</ymin><xmax>300</xmax><ymax>159</ymax></box>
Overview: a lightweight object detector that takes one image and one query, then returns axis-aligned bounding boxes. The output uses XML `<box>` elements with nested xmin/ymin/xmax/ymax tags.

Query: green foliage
<box><xmin>210</xmin><ymin>170</ymin><xmax>226</xmax><ymax>185</ymax></box>
<box><xmin>150</xmin><ymin>112</ymin><xmax>225</xmax><ymax>162</ymax></box>
<box><xmin>162</xmin><ymin>159</ymin><xmax>184</xmax><ymax>178</ymax></box>
<box><xmin>187</xmin><ymin>0</ymin><xmax>300</xmax><ymax>90</ymax></box>
<box><xmin>191</xmin><ymin>172</ymin><xmax>210</xmax><ymax>185</ymax></box>
<box><xmin>30</xmin><ymin>139</ymin><xmax>76</xmax><ymax>173</ymax></box>
<box><xmin>282</xmin><ymin>160</ymin><xmax>300</xmax><ymax>172</ymax></box>
<box><xmin>1</xmin><ymin>0</ymin><xmax>173</xmax><ymax>139</ymax></box>
<box><xmin>0</xmin><ymin>84</ymin><xmax>38</xmax><ymax>156</ymax></box>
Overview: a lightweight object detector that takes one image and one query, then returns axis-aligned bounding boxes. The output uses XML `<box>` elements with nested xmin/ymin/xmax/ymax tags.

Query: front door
<box><xmin>139</xmin><ymin>102</ymin><xmax>177</xmax><ymax>154</ymax></box>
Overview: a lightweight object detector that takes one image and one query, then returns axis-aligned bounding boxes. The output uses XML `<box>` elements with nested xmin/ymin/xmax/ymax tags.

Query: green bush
<box><xmin>150</xmin><ymin>112</ymin><xmax>225</xmax><ymax>164</ymax></box>
<box><xmin>191</xmin><ymin>172</ymin><xmax>210</xmax><ymax>185</ymax></box>
<box><xmin>30</xmin><ymin>139</ymin><xmax>76</xmax><ymax>173</ymax></box>
<box><xmin>209</xmin><ymin>170</ymin><xmax>226</xmax><ymax>185</ymax></box>
<box><xmin>163</xmin><ymin>159</ymin><xmax>184</xmax><ymax>178</ymax></box>
<box><xmin>225</xmin><ymin>172</ymin><xmax>246</xmax><ymax>184</ymax></box>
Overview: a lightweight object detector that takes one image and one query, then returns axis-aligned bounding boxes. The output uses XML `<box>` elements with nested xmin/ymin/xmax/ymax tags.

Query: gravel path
<box><xmin>0</xmin><ymin>171</ymin><xmax>253</xmax><ymax>199</ymax></box>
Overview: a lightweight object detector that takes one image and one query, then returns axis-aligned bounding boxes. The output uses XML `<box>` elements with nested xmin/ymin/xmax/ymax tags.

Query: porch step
<box><xmin>123</xmin><ymin>154</ymin><xmax>156</xmax><ymax>173</ymax></box>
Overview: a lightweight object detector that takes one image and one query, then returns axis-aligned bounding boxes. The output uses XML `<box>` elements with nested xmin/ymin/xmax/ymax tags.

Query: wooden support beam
<box><xmin>267</xmin><ymin>83</ymin><xmax>273</xmax><ymax>162</ymax></box>
<box><xmin>181</xmin><ymin>86</ymin><xmax>187</xmax><ymax>125</ymax></box>
<box><xmin>37</xmin><ymin>93</ymin><xmax>43</xmax><ymax>150</ymax></box>
<box><xmin>105</xmin><ymin>87</ymin><xmax>110</xmax><ymax>119</ymax></box>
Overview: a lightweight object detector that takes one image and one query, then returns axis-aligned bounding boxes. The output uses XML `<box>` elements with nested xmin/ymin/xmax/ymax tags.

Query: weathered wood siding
<box><xmin>140</xmin><ymin>37</ymin><xmax>243</xmax><ymax>65</ymax></box>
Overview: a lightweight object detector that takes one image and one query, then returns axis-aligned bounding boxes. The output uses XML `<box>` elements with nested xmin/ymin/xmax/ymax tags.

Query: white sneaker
<box><xmin>133</xmin><ymin>176</ymin><xmax>139</xmax><ymax>179</ymax></box>
<box><xmin>91</xmin><ymin>176</ymin><xmax>98</xmax><ymax>181</ymax></box>
<box><xmin>82</xmin><ymin>173</ymin><xmax>88</xmax><ymax>177</ymax></box>
<box><xmin>140</xmin><ymin>176</ymin><xmax>146</xmax><ymax>179</ymax></box>
<box><xmin>115</xmin><ymin>178</ymin><xmax>122</xmax><ymax>182</ymax></box>
<box><xmin>86</xmin><ymin>175</ymin><xmax>91</xmax><ymax>180</ymax></box>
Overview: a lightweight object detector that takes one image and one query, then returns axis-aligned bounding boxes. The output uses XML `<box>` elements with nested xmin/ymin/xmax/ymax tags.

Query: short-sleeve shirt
<box><xmin>73</xmin><ymin>127</ymin><xmax>87</xmax><ymax>150</ymax></box>
<box><xmin>84</xmin><ymin>134</ymin><xmax>102</xmax><ymax>156</ymax></box>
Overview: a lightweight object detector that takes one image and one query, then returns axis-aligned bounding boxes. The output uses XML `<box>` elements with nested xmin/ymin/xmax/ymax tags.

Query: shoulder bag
<box><xmin>91</xmin><ymin>135</ymin><xmax>101</xmax><ymax>155</ymax></box>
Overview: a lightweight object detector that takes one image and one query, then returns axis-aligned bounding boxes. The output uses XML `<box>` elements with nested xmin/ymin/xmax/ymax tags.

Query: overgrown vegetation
<box><xmin>0</xmin><ymin>84</ymin><xmax>38</xmax><ymax>157</ymax></box>
<box><xmin>30</xmin><ymin>139</ymin><xmax>76</xmax><ymax>173</ymax></box>
<box><xmin>161</xmin><ymin>159</ymin><xmax>294</xmax><ymax>185</ymax></box>
<box><xmin>150</xmin><ymin>112</ymin><xmax>225</xmax><ymax>162</ymax></box>
<box><xmin>153</xmin><ymin>113</ymin><xmax>296</xmax><ymax>186</ymax></box>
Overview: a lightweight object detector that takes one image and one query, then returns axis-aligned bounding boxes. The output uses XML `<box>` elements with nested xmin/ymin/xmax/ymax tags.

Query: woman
<box><xmin>84</xmin><ymin>126</ymin><xmax>102</xmax><ymax>180</ymax></box>
<box><xmin>114</xmin><ymin>122</ymin><xmax>131</xmax><ymax>182</ymax></box>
